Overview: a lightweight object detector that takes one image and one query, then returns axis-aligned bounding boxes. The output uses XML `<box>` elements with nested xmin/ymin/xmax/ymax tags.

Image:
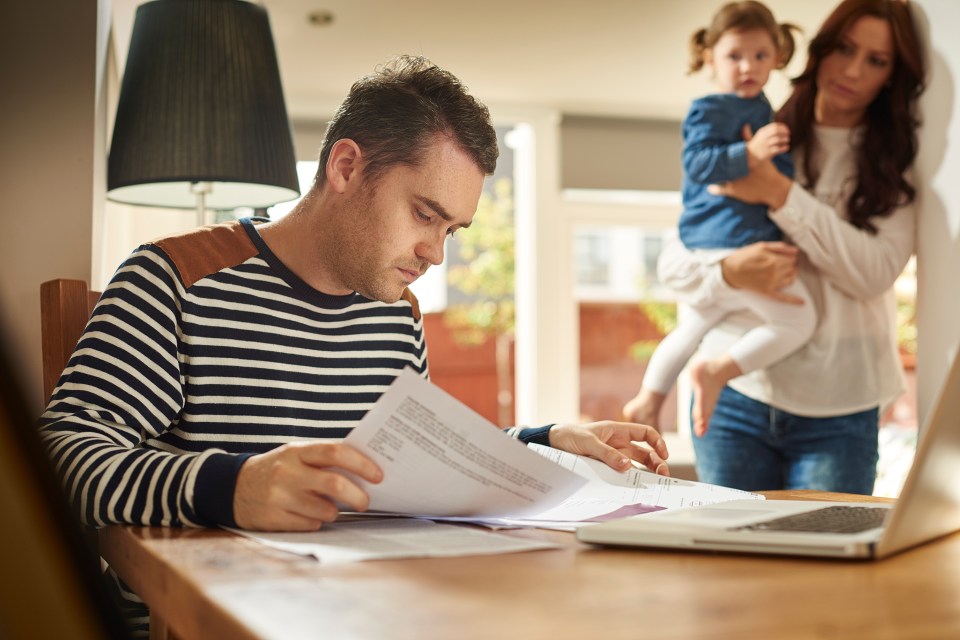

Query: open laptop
<box><xmin>577</xmin><ymin>351</ymin><xmax>960</xmax><ymax>560</ymax></box>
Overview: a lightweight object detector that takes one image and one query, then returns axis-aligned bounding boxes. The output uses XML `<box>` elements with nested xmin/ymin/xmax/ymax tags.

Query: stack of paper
<box><xmin>238</xmin><ymin>370</ymin><xmax>762</xmax><ymax>563</ymax></box>
<box><xmin>342</xmin><ymin>369</ymin><xmax>762</xmax><ymax>530</ymax></box>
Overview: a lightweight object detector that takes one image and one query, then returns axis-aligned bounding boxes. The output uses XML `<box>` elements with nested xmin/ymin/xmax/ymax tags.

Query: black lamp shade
<box><xmin>107</xmin><ymin>0</ymin><xmax>300</xmax><ymax>210</ymax></box>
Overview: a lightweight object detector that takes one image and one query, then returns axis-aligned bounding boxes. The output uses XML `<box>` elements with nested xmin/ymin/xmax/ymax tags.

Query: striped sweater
<box><xmin>39</xmin><ymin>218</ymin><xmax>548</xmax><ymax>530</ymax></box>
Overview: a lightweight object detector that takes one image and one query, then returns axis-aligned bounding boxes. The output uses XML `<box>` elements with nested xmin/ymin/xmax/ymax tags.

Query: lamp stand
<box><xmin>191</xmin><ymin>181</ymin><xmax>212</xmax><ymax>227</ymax></box>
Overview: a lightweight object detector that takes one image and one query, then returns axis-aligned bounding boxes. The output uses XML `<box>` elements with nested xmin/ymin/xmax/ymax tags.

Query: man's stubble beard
<box><xmin>325</xmin><ymin>181</ymin><xmax>406</xmax><ymax>304</ymax></box>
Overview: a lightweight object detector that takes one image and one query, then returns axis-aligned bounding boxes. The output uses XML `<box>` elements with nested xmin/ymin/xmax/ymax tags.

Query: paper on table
<box><xmin>528</xmin><ymin>444</ymin><xmax>764</xmax><ymax>514</ymax></box>
<box><xmin>341</xmin><ymin>369</ymin><xmax>587</xmax><ymax>518</ymax></box>
<box><xmin>230</xmin><ymin>517</ymin><xmax>560</xmax><ymax>565</ymax></box>
<box><xmin>438</xmin><ymin>445</ymin><xmax>764</xmax><ymax>530</ymax></box>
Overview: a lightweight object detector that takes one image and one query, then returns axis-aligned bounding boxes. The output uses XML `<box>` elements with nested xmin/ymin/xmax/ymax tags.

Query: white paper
<box><xmin>236</xmin><ymin>370</ymin><xmax>768</xmax><ymax>562</ymax></box>
<box><xmin>434</xmin><ymin>445</ymin><xmax>764</xmax><ymax>530</ymax></box>
<box><xmin>341</xmin><ymin>369</ymin><xmax>587</xmax><ymax>518</ymax></box>
<box><xmin>528</xmin><ymin>444</ymin><xmax>764</xmax><ymax>514</ymax></box>
<box><xmin>230</xmin><ymin>517</ymin><xmax>559</xmax><ymax>565</ymax></box>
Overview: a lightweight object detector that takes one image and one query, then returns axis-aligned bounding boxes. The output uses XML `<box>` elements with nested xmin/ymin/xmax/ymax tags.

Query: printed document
<box><xmin>341</xmin><ymin>369</ymin><xmax>760</xmax><ymax>526</ymax></box>
<box><xmin>475</xmin><ymin>445</ymin><xmax>763</xmax><ymax>530</ymax></box>
<box><xmin>238</xmin><ymin>369</ymin><xmax>764</xmax><ymax>562</ymax></box>
<box><xmin>340</xmin><ymin>369</ymin><xmax>588</xmax><ymax>518</ymax></box>
<box><xmin>233</xmin><ymin>517</ymin><xmax>559</xmax><ymax>565</ymax></box>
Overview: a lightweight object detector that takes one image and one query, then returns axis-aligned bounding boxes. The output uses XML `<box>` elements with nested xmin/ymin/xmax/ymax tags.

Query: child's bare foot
<box><xmin>690</xmin><ymin>357</ymin><xmax>740</xmax><ymax>437</ymax></box>
<box><xmin>622</xmin><ymin>389</ymin><xmax>664</xmax><ymax>429</ymax></box>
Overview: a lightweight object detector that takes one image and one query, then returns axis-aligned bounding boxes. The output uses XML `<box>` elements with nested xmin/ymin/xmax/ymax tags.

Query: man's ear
<box><xmin>325</xmin><ymin>139</ymin><xmax>364</xmax><ymax>194</ymax></box>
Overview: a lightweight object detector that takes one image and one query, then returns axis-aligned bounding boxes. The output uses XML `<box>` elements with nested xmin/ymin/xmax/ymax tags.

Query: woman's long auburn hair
<box><xmin>777</xmin><ymin>0</ymin><xmax>925</xmax><ymax>233</ymax></box>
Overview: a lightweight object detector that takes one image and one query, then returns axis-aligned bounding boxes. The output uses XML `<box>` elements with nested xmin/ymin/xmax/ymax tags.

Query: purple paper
<box><xmin>584</xmin><ymin>503</ymin><xmax>666</xmax><ymax>522</ymax></box>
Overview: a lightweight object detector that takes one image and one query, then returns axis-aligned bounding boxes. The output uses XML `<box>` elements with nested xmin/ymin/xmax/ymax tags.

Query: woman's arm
<box><xmin>771</xmin><ymin>184</ymin><xmax>915</xmax><ymax>299</ymax></box>
<box><xmin>657</xmin><ymin>234</ymin><xmax>804</xmax><ymax>306</ymax></box>
<box><xmin>711</xmin><ymin>163</ymin><xmax>915</xmax><ymax>299</ymax></box>
<box><xmin>706</xmin><ymin>157</ymin><xmax>793</xmax><ymax>209</ymax></box>
<box><xmin>720</xmin><ymin>241</ymin><xmax>804</xmax><ymax>301</ymax></box>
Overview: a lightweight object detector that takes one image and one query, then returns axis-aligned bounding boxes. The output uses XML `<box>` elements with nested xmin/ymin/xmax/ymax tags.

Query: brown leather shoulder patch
<box><xmin>400</xmin><ymin>288</ymin><xmax>422</xmax><ymax>321</ymax></box>
<box><xmin>152</xmin><ymin>222</ymin><xmax>259</xmax><ymax>289</ymax></box>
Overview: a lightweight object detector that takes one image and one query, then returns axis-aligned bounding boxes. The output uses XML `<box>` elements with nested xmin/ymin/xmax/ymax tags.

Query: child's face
<box><xmin>707</xmin><ymin>28</ymin><xmax>779</xmax><ymax>99</ymax></box>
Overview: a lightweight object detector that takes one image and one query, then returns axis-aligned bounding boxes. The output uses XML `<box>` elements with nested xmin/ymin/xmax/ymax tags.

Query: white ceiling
<box><xmin>110</xmin><ymin>0</ymin><xmax>836</xmax><ymax>122</ymax></box>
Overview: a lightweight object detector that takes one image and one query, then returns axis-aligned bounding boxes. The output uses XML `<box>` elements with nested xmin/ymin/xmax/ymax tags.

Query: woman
<box><xmin>658</xmin><ymin>0</ymin><xmax>926</xmax><ymax>493</ymax></box>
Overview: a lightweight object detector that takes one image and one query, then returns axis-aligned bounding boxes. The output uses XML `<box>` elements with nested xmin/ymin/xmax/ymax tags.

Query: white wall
<box><xmin>913</xmin><ymin>0</ymin><xmax>960</xmax><ymax>425</ymax></box>
<box><xmin>0</xmin><ymin>0</ymin><xmax>110</xmax><ymax>413</ymax></box>
<box><xmin>560</xmin><ymin>116</ymin><xmax>682</xmax><ymax>191</ymax></box>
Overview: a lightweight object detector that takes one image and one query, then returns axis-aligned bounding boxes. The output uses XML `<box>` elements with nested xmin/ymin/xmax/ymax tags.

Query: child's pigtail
<box><xmin>777</xmin><ymin>22</ymin><xmax>802</xmax><ymax>69</ymax></box>
<box><xmin>688</xmin><ymin>28</ymin><xmax>709</xmax><ymax>74</ymax></box>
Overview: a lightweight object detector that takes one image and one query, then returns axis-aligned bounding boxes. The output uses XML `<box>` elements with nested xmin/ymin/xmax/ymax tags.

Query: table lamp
<box><xmin>107</xmin><ymin>0</ymin><xmax>300</xmax><ymax>226</ymax></box>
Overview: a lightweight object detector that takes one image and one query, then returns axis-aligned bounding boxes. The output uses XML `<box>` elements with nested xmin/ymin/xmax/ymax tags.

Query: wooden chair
<box><xmin>39</xmin><ymin>280</ymin><xmax>177</xmax><ymax>638</ymax></box>
<box><xmin>38</xmin><ymin>279</ymin><xmax>109</xmax><ymax>597</ymax></box>
<box><xmin>40</xmin><ymin>279</ymin><xmax>101</xmax><ymax>402</ymax></box>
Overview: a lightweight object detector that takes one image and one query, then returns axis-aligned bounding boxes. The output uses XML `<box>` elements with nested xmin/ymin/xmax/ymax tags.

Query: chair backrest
<box><xmin>41</xmin><ymin>279</ymin><xmax>101</xmax><ymax>402</ymax></box>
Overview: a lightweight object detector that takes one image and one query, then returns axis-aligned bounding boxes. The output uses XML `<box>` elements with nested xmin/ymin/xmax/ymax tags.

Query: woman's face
<box><xmin>815</xmin><ymin>15</ymin><xmax>895</xmax><ymax>126</ymax></box>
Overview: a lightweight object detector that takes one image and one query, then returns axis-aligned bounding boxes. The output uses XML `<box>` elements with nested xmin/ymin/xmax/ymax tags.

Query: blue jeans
<box><xmin>692</xmin><ymin>386</ymin><xmax>879</xmax><ymax>494</ymax></box>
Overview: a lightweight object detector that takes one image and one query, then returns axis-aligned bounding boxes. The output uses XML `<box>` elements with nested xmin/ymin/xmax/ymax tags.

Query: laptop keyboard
<box><xmin>735</xmin><ymin>506</ymin><xmax>889</xmax><ymax>534</ymax></box>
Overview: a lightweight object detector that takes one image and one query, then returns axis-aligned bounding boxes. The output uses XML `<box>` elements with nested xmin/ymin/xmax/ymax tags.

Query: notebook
<box><xmin>577</xmin><ymin>351</ymin><xmax>960</xmax><ymax>559</ymax></box>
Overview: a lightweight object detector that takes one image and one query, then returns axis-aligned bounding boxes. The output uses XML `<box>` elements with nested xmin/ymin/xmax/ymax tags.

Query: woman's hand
<box><xmin>720</xmin><ymin>242</ymin><xmax>804</xmax><ymax>304</ymax></box>
<box><xmin>549</xmin><ymin>421</ymin><xmax>670</xmax><ymax>475</ymax></box>
<box><xmin>709</xmin><ymin>124</ymin><xmax>793</xmax><ymax>208</ymax></box>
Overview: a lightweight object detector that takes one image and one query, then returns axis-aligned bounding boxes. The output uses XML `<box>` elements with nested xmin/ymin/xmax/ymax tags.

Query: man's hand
<box><xmin>549</xmin><ymin>422</ymin><xmax>670</xmax><ymax>475</ymax></box>
<box><xmin>720</xmin><ymin>241</ymin><xmax>805</xmax><ymax>304</ymax></box>
<box><xmin>746</xmin><ymin>122</ymin><xmax>790</xmax><ymax>166</ymax></box>
<box><xmin>233</xmin><ymin>442</ymin><xmax>383</xmax><ymax>531</ymax></box>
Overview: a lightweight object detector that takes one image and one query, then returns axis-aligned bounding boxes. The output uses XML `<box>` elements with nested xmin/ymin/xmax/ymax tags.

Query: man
<box><xmin>40</xmin><ymin>55</ymin><xmax>668</xmax><ymax>631</ymax></box>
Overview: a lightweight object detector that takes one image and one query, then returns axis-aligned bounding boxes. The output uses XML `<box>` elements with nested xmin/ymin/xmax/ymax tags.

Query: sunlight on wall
<box><xmin>266</xmin><ymin>161</ymin><xmax>318</xmax><ymax>219</ymax></box>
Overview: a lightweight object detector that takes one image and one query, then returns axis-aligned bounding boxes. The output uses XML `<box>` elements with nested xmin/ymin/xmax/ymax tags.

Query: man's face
<box><xmin>328</xmin><ymin>136</ymin><xmax>485</xmax><ymax>303</ymax></box>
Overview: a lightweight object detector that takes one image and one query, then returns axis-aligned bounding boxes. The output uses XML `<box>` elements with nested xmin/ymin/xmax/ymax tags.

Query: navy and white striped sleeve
<box><xmin>38</xmin><ymin>246</ymin><xmax>245</xmax><ymax>528</ymax></box>
<box><xmin>503</xmin><ymin>424</ymin><xmax>554</xmax><ymax>445</ymax></box>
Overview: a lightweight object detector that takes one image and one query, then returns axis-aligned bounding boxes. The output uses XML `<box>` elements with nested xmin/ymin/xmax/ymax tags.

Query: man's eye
<box><xmin>446</xmin><ymin>227</ymin><xmax>458</xmax><ymax>238</ymax></box>
<box><xmin>415</xmin><ymin>209</ymin><xmax>431</xmax><ymax>222</ymax></box>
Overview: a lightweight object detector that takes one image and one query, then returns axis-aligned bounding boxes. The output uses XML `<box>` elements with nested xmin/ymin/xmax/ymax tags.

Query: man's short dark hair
<box><xmin>316</xmin><ymin>55</ymin><xmax>499</xmax><ymax>184</ymax></box>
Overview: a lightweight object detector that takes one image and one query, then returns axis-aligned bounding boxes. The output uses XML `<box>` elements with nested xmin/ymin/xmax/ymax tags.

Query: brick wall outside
<box><xmin>424</xmin><ymin>303</ymin><xmax>916</xmax><ymax>433</ymax></box>
<box><xmin>423</xmin><ymin>303</ymin><xmax>676</xmax><ymax>430</ymax></box>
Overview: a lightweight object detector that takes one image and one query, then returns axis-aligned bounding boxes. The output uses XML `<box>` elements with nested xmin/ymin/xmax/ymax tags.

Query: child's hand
<box><xmin>746</xmin><ymin>122</ymin><xmax>791</xmax><ymax>166</ymax></box>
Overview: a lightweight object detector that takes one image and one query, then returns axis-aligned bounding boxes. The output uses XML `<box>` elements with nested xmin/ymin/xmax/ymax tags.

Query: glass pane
<box><xmin>424</xmin><ymin>126</ymin><xmax>518</xmax><ymax>427</ymax></box>
<box><xmin>575</xmin><ymin>224</ymin><xmax>679</xmax><ymax>432</ymax></box>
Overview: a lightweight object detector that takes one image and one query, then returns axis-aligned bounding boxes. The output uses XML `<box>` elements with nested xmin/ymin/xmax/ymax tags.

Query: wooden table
<box><xmin>100</xmin><ymin>491</ymin><xmax>960</xmax><ymax>640</ymax></box>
